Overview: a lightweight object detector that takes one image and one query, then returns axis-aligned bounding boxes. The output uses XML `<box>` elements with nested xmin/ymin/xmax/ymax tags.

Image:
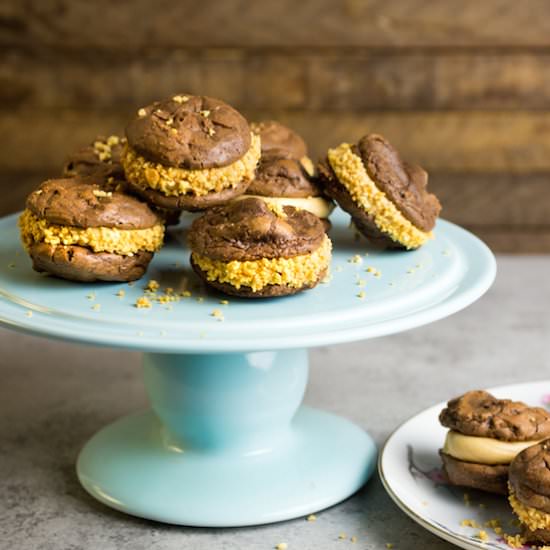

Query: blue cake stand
<box><xmin>0</xmin><ymin>209</ymin><xmax>495</xmax><ymax>527</ymax></box>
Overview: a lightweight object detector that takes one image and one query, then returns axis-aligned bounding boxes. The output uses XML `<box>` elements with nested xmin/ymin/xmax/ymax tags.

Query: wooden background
<box><xmin>2</xmin><ymin>0</ymin><xmax>550</xmax><ymax>252</ymax></box>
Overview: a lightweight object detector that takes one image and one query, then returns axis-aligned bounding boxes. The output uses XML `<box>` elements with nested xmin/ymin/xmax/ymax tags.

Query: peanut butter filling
<box><xmin>122</xmin><ymin>133</ymin><xmax>261</xmax><ymax>197</ymax></box>
<box><xmin>234</xmin><ymin>195</ymin><xmax>334</xmax><ymax>219</ymax></box>
<box><xmin>19</xmin><ymin>210</ymin><xmax>164</xmax><ymax>256</ymax></box>
<box><xmin>443</xmin><ymin>431</ymin><xmax>540</xmax><ymax>465</ymax></box>
<box><xmin>327</xmin><ymin>143</ymin><xmax>432</xmax><ymax>249</ymax></box>
<box><xmin>192</xmin><ymin>235</ymin><xmax>332</xmax><ymax>292</ymax></box>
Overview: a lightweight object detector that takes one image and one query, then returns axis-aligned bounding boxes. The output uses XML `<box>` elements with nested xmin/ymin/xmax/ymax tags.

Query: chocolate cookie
<box><xmin>122</xmin><ymin>94</ymin><xmax>260</xmax><ymax>211</ymax></box>
<box><xmin>318</xmin><ymin>134</ymin><xmax>441</xmax><ymax>249</ymax></box>
<box><xmin>438</xmin><ymin>391</ymin><xmax>550</xmax><ymax>495</ymax></box>
<box><xmin>188</xmin><ymin>197</ymin><xmax>331</xmax><ymax>298</ymax></box>
<box><xmin>251</xmin><ymin>120</ymin><xmax>307</xmax><ymax>161</ymax></box>
<box><xmin>439</xmin><ymin>451</ymin><xmax>509</xmax><ymax>495</ymax></box>
<box><xmin>440</xmin><ymin>390</ymin><xmax>550</xmax><ymax>442</ymax></box>
<box><xmin>509</xmin><ymin>440</ymin><xmax>550</xmax><ymax>544</ymax></box>
<box><xmin>63</xmin><ymin>135</ymin><xmax>126</xmax><ymax>187</ymax></box>
<box><xmin>236</xmin><ymin>156</ymin><xmax>333</xmax><ymax>225</ymax></box>
<box><xmin>19</xmin><ymin>178</ymin><xmax>164</xmax><ymax>282</ymax></box>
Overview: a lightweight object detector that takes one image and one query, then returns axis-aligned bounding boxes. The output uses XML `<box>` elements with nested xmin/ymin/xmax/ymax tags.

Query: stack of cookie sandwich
<box><xmin>18</xmin><ymin>92</ymin><xmax>442</xmax><ymax>296</ymax></box>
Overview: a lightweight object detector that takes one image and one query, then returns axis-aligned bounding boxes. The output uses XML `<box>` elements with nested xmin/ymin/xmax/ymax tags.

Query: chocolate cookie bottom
<box><xmin>127</xmin><ymin>179</ymin><xmax>250</xmax><ymax>212</ymax></box>
<box><xmin>440</xmin><ymin>451</ymin><xmax>508</xmax><ymax>495</ymax></box>
<box><xmin>192</xmin><ymin>257</ymin><xmax>327</xmax><ymax>298</ymax></box>
<box><xmin>30</xmin><ymin>242</ymin><xmax>153</xmax><ymax>282</ymax></box>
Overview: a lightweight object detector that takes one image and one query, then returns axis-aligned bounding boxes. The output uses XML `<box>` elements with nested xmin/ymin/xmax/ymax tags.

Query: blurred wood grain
<box><xmin>2</xmin><ymin>0</ymin><xmax>550</xmax><ymax>252</ymax></box>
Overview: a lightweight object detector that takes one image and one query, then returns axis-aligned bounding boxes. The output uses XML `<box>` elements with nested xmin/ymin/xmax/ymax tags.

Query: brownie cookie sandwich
<box><xmin>122</xmin><ymin>94</ymin><xmax>260</xmax><ymax>211</ymax></box>
<box><xmin>318</xmin><ymin>133</ymin><xmax>441</xmax><ymax>249</ymax></box>
<box><xmin>19</xmin><ymin>178</ymin><xmax>164</xmax><ymax>282</ymax></box>
<box><xmin>439</xmin><ymin>391</ymin><xmax>550</xmax><ymax>494</ymax></box>
<box><xmin>188</xmin><ymin>197</ymin><xmax>331</xmax><ymax>298</ymax></box>
<box><xmin>64</xmin><ymin>135</ymin><xmax>126</xmax><ymax>188</ymax></box>
<box><xmin>251</xmin><ymin>120</ymin><xmax>314</xmax><ymax>176</ymax></box>
<box><xmin>509</xmin><ymin>440</ymin><xmax>550</xmax><ymax>544</ymax></box>
<box><xmin>234</xmin><ymin>155</ymin><xmax>334</xmax><ymax>224</ymax></box>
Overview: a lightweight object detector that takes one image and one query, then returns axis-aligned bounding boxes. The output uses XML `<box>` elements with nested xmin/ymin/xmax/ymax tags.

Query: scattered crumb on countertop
<box><xmin>116</xmin><ymin>289</ymin><xmax>125</xmax><ymax>298</ymax></box>
<box><xmin>91</xmin><ymin>304</ymin><xmax>101</xmax><ymax>311</ymax></box>
<box><xmin>357</xmin><ymin>291</ymin><xmax>366</xmax><ymax>299</ymax></box>
<box><xmin>86</xmin><ymin>292</ymin><xmax>96</xmax><ymax>301</ymax></box>
<box><xmin>348</xmin><ymin>254</ymin><xmax>362</xmax><ymax>264</ymax></box>
<box><xmin>25</xmin><ymin>310</ymin><xmax>33</xmax><ymax>318</ymax></box>
<box><xmin>306</xmin><ymin>514</ymin><xmax>317</xmax><ymax>522</ymax></box>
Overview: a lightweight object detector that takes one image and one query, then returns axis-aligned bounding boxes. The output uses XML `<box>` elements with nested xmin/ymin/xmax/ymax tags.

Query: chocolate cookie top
<box><xmin>439</xmin><ymin>390</ymin><xmax>550</xmax><ymax>442</ymax></box>
<box><xmin>355</xmin><ymin>134</ymin><xmax>441</xmax><ymax>232</ymax></box>
<box><xmin>63</xmin><ymin>135</ymin><xmax>126</xmax><ymax>184</ymax></box>
<box><xmin>509</xmin><ymin>440</ymin><xmax>550</xmax><ymax>511</ymax></box>
<box><xmin>126</xmin><ymin>95</ymin><xmax>251</xmax><ymax>170</ymax></box>
<box><xmin>251</xmin><ymin>120</ymin><xmax>307</xmax><ymax>160</ymax></box>
<box><xmin>27</xmin><ymin>178</ymin><xmax>161</xmax><ymax>230</ymax></box>
<box><xmin>189</xmin><ymin>197</ymin><xmax>325</xmax><ymax>262</ymax></box>
<box><xmin>247</xmin><ymin>157</ymin><xmax>321</xmax><ymax>198</ymax></box>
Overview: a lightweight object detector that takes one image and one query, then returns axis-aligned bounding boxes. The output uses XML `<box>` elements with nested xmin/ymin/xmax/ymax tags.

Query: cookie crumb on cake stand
<box><xmin>0</xmin><ymin>208</ymin><xmax>495</xmax><ymax>527</ymax></box>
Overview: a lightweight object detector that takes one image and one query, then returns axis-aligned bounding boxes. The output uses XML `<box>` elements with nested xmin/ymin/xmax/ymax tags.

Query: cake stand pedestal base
<box><xmin>76</xmin><ymin>349</ymin><xmax>377</xmax><ymax>526</ymax></box>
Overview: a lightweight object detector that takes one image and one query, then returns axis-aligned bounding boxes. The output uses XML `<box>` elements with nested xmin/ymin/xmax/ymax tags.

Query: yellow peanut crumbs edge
<box><xmin>192</xmin><ymin>235</ymin><xmax>332</xmax><ymax>292</ymax></box>
<box><xmin>19</xmin><ymin>210</ymin><xmax>164</xmax><ymax>256</ymax></box>
<box><xmin>122</xmin><ymin>133</ymin><xmax>260</xmax><ymax>198</ymax></box>
<box><xmin>327</xmin><ymin>143</ymin><xmax>431</xmax><ymax>249</ymax></box>
<box><xmin>509</xmin><ymin>487</ymin><xmax>550</xmax><ymax>532</ymax></box>
<box><xmin>135</xmin><ymin>296</ymin><xmax>152</xmax><ymax>309</ymax></box>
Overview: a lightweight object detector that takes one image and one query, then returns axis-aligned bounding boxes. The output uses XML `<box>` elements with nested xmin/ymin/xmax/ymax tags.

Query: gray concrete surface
<box><xmin>1</xmin><ymin>256</ymin><xmax>549</xmax><ymax>550</ymax></box>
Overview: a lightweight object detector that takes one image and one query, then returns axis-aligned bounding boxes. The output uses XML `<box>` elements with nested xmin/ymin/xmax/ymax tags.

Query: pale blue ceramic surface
<box><xmin>78</xmin><ymin>350</ymin><xmax>377</xmax><ymax>526</ymax></box>
<box><xmin>0</xmin><ymin>209</ymin><xmax>496</xmax><ymax>353</ymax></box>
<box><xmin>0</xmin><ymin>208</ymin><xmax>496</xmax><ymax>526</ymax></box>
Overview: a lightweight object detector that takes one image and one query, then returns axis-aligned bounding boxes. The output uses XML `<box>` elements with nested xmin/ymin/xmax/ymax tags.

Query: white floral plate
<box><xmin>379</xmin><ymin>380</ymin><xmax>550</xmax><ymax>550</ymax></box>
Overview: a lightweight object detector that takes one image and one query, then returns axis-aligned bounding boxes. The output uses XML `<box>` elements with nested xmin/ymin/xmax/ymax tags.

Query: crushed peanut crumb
<box><xmin>211</xmin><ymin>309</ymin><xmax>224</xmax><ymax>321</ymax></box>
<box><xmin>91</xmin><ymin>304</ymin><xmax>101</xmax><ymax>311</ymax></box>
<box><xmin>200</xmin><ymin>109</ymin><xmax>210</xmax><ymax>118</ymax></box>
<box><xmin>476</xmin><ymin>530</ymin><xmax>489</xmax><ymax>541</ymax></box>
<box><xmin>219</xmin><ymin>299</ymin><xmax>229</xmax><ymax>305</ymax></box>
<box><xmin>138</xmin><ymin>108</ymin><xmax>147</xmax><ymax>117</ymax></box>
<box><xmin>87</xmin><ymin>292</ymin><xmax>96</xmax><ymax>301</ymax></box>
<box><xmin>275</xmin><ymin>544</ymin><xmax>287</xmax><ymax>550</ymax></box>
<box><xmin>25</xmin><ymin>310</ymin><xmax>33</xmax><ymax>318</ymax></box>
<box><xmin>357</xmin><ymin>291</ymin><xmax>366</xmax><ymax>299</ymax></box>
<box><xmin>349</xmin><ymin>254</ymin><xmax>362</xmax><ymax>264</ymax></box>
<box><xmin>92</xmin><ymin>189</ymin><xmax>112</xmax><ymax>198</ymax></box>
<box><xmin>338</xmin><ymin>533</ymin><xmax>347</xmax><ymax>539</ymax></box>
<box><xmin>460</xmin><ymin>519</ymin><xmax>479</xmax><ymax>528</ymax></box>
<box><xmin>306</xmin><ymin>514</ymin><xmax>317</xmax><ymax>522</ymax></box>
<box><xmin>350</xmin><ymin>536</ymin><xmax>357</xmax><ymax>543</ymax></box>
<box><xmin>135</xmin><ymin>296</ymin><xmax>152</xmax><ymax>309</ymax></box>
<box><xmin>116</xmin><ymin>289</ymin><xmax>125</xmax><ymax>298</ymax></box>
<box><xmin>385</xmin><ymin>544</ymin><xmax>394</xmax><ymax>549</ymax></box>
<box><xmin>181</xmin><ymin>290</ymin><xmax>192</xmax><ymax>298</ymax></box>
<box><xmin>172</xmin><ymin>95</ymin><xmax>189</xmax><ymax>103</ymax></box>
<box><xmin>208</xmin><ymin>128</ymin><xmax>216</xmax><ymax>137</ymax></box>
<box><xmin>146</xmin><ymin>280</ymin><xmax>160</xmax><ymax>292</ymax></box>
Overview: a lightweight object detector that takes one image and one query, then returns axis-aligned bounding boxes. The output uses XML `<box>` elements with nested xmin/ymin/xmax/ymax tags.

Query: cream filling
<box><xmin>327</xmin><ymin>143</ymin><xmax>432</xmax><ymax>249</ymax></box>
<box><xmin>443</xmin><ymin>430</ymin><xmax>540</xmax><ymax>465</ymax></box>
<box><xmin>234</xmin><ymin>195</ymin><xmax>334</xmax><ymax>219</ymax></box>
